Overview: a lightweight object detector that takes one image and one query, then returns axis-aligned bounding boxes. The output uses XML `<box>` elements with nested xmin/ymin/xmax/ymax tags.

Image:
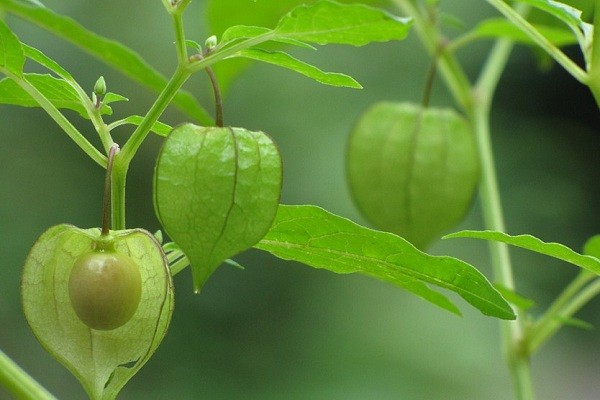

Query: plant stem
<box><xmin>205</xmin><ymin>65</ymin><xmax>224</xmax><ymax>127</ymax></box>
<box><xmin>0</xmin><ymin>349</ymin><xmax>57</xmax><ymax>400</ymax></box>
<box><xmin>473</xmin><ymin>22</ymin><xmax>537</xmax><ymax>397</ymax></box>
<box><xmin>400</xmin><ymin>0</ymin><xmax>535</xmax><ymax>396</ymax></box>
<box><xmin>528</xmin><ymin>271</ymin><xmax>596</xmax><ymax>353</ymax></box>
<box><xmin>188</xmin><ymin>32</ymin><xmax>276</xmax><ymax>74</ymax></box>
<box><xmin>10</xmin><ymin>73</ymin><xmax>106</xmax><ymax>167</ymax></box>
<box><xmin>110</xmin><ymin>153</ymin><xmax>128</xmax><ymax>231</ymax></box>
<box><xmin>486</xmin><ymin>0</ymin><xmax>588</xmax><ymax>84</ymax></box>
<box><xmin>106</xmin><ymin>1</ymin><xmax>195</xmax><ymax>229</ymax></box>
<box><xmin>472</xmin><ymin>97</ymin><xmax>535</xmax><ymax>398</ymax></box>
<box><xmin>172</xmin><ymin>11</ymin><xmax>188</xmax><ymax>65</ymax></box>
<box><xmin>169</xmin><ymin>256</ymin><xmax>189</xmax><ymax>276</ymax></box>
<box><xmin>507</xmin><ymin>350</ymin><xmax>535</xmax><ymax>400</ymax></box>
<box><xmin>469</xmin><ymin>9</ymin><xmax>545</xmax><ymax>397</ymax></box>
<box><xmin>420</xmin><ymin>43</ymin><xmax>443</xmax><ymax>108</ymax></box>
<box><xmin>88</xmin><ymin>97</ymin><xmax>115</xmax><ymax>154</ymax></box>
<box><xmin>474</xmin><ymin>102</ymin><xmax>535</xmax><ymax>400</ymax></box>
<box><xmin>393</xmin><ymin>0</ymin><xmax>472</xmax><ymax>111</ymax></box>
<box><xmin>471</xmin><ymin>104</ymin><xmax>514</xmax><ymax>282</ymax></box>
<box><xmin>474</xmin><ymin>38</ymin><xmax>517</xmax><ymax>289</ymax></box>
<box><xmin>102</xmin><ymin>144</ymin><xmax>119</xmax><ymax>235</ymax></box>
<box><xmin>120</xmin><ymin>66</ymin><xmax>191</xmax><ymax>164</ymax></box>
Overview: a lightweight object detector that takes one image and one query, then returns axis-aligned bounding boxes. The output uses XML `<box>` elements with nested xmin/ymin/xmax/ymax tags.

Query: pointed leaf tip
<box><xmin>445</xmin><ymin>230</ymin><xmax>600</xmax><ymax>276</ymax></box>
<box><xmin>256</xmin><ymin>205</ymin><xmax>515</xmax><ymax>320</ymax></box>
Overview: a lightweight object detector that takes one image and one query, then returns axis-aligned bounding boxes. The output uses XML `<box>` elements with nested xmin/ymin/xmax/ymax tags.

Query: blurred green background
<box><xmin>1</xmin><ymin>1</ymin><xmax>600</xmax><ymax>399</ymax></box>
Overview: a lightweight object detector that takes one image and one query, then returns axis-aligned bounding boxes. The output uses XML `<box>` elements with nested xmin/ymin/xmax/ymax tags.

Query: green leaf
<box><xmin>473</xmin><ymin>18</ymin><xmax>577</xmax><ymax>47</ymax></box>
<box><xmin>22</xmin><ymin>43</ymin><xmax>73</xmax><ymax>80</ymax></box>
<box><xmin>255</xmin><ymin>205</ymin><xmax>515</xmax><ymax>320</ymax></box>
<box><xmin>209</xmin><ymin>0</ymin><xmax>390</xmax><ymax>42</ymax></box>
<box><xmin>207</xmin><ymin>0</ymin><xmax>408</xmax><ymax>93</ymax></box>
<box><xmin>494</xmin><ymin>283</ymin><xmax>535</xmax><ymax>312</ymax></box>
<box><xmin>207</xmin><ymin>1</ymin><xmax>302</xmax><ymax>95</ymax></box>
<box><xmin>504</xmin><ymin>0</ymin><xmax>592</xmax><ymax>61</ymax></box>
<box><xmin>516</xmin><ymin>0</ymin><xmax>586</xmax><ymax>30</ymax></box>
<box><xmin>208</xmin><ymin>0</ymin><xmax>388</xmax><ymax>40</ymax></box>
<box><xmin>221</xmin><ymin>25</ymin><xmax>315</xmax><ymax>49</ymax></box>
<box><xmin>0</xmin><ymin>73</ymin><xmax>112</xmax><ymax>117</ymax></box>
<box><xmin>185</xmin><ymin>39</ymin><xmax>202</xmax><ymax>53</ymax></box>
<box><xmin>234</xmin><ymin>49</ymin><xmax>361</xmax><ymax>88</ymax></box>
<box><xmin>221</xmin><ymin>26</ymin><xmax>273</xmax><ymax>43</ymax></box>
<box><xmin>552</xmin><ymin>316</ymin><xmax>594</xmax><ymax>331</ymax></box>
<box><xmin>108</xmin><ymin>115</ymin><xmax>172</xmax><ymax>137</ymax></box>
<box><xmin>0</xmin><ymin>17</ymin><xmax>25</xmax><ymax>76</ymax></box>
<box><xmin>0</xmin><ymin>0</ymin><xmax>212</xmax><ymax>124</ymax></box>
<box><xmin>102</xmin><ymin>92</ymin><xmax>128</xmax><ymax>106</ymax></box>
<box><xmin>445</xmin><ymin>230</ymin><xmax>600</xmax><ymax>275</ymax></box>
<box><xmin>154</xmin><ymin>124</ymin><xmax>283</xmax><ymax>292</ymax></box>
<box><xmin>273</xmin><ymin>0</ymin><xmax>412</xmax><ymax>46</ymax></box>
<box><xmin>22</xmin><ymin>225</ymin><xmax>174</xmax><ymax>400</ymax></box>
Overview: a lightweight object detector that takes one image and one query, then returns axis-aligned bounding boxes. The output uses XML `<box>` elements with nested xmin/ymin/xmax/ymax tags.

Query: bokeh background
<box><xmin>1</xmin><ymin>1</ymin><xmax>600</xmax><ymax>399</ymax></box>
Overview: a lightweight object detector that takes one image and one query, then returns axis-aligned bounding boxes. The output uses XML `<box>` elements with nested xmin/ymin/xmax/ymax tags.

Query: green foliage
<box><xmin>0</xmin><ymin>17</ymin><xmax>24</xmax><ymax>76</ymax></box>
<box><xmin>472</xmin><ymin>18</ymin><xmax>577</xmax><ymax>47</ymax></box>
<box><xmin>272</xmin><ymin>0</ymin><xmax>412</xmax><ymax>45</ymax></box>
<box><xmin>6</xmin><ymin>0</ymin><xmax>600</xmax><ymax>398</ymax></box>
<box><xmin>515</xmin><ymin>0</ymin><xmax>592</xmax><ymax>60</ymax></box>
<box><xmin>216</xmin><ymin>1</ymin><xmax>412</xmax><ymax>88</ymax></box>
<box><xmin>445</xmin><ymin>230</ymin><xmax>600</xmax><ymax>275</ymax></box>
<box><xmin>485</xmin><ymin>0</ymin><xmax>592</xmax><ymax>90</ymax></box>
<box><xmin>206</xmin><ymin>0</ymin><xmax>388</xmax><ymax>92</ymax></box>
<box><xmin>22</xmin><ymin>44</ymin><xmax>72</xmax><ymax>80</ymax></box>
<box><xmin>207</xmin><ymin>0</ymin><xmax>387</xmax><ymax>39</ymax></box>
<box><xmin>256</xmin><ymin>205</ymin><xmax>515</xmax><ymax>320</ymax></box>
<box><xmin>0</xmin><ymin>74</ymin><xmax>124</xmax><ymax>117</ymax></box>
<box><xmin>107</xmin><ymin>116</ymin><xmax>172</xmax><ymax>137</ymax></box>
<box><xmin>0</xmin><ymin>0</ymin><xmax>212</xmax><ymax>123</ymax></box>
<box><xmin>154</xmin><ymin>124</ymin><xmax>282</xmax><ymax>292</ymax></box>
<box><xmin>21</xmin><ymin>225</ymin><xmax>174</xmax><ymax>400</ymax></box>
<box><xmin>347</xmin><ymin>102</ymin><xmax>480</xmax><ymax>249</ymax></box>
<box><xmin>494</xmin><ymin>284</ymin><xmax>535</xmax><ymax>312</ymax></box>
<box><xmin>470</xmin><ymin>0</ymin><xmax>592</xmax><ymax>69</ymax></box>
<box><xmin>235</xmin><ymin>49</ymin><xmax>362</xmax><ymax>88</ymax></box>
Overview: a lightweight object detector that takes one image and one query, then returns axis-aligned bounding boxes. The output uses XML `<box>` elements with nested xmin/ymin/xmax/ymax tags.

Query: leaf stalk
<box><xmin>205</xmin><ymin>66</ymin><xmax>224</xmax><ymax>127</ymax></box>
<box><xmin>528</xmin><ymin>271</ymin><xmax>597</xmax><ymax>353</ymax></box>
<box><xmin>120</xmin><ymin>66</ymin><xmax>191</xmax><ymax>164</ymax></box>
<box><xmin>7</xmin><ymin>72</ymin><xmax>107</xmax><ymax>167</ymax></box>
<box><xmin>486</xmin><ymin>0</ymin><xmax>588</xmax><ymax>84</ymax></box>
<box><xmin>392</xmin><ymin>0</ymin><xmax>472</xmax><ymax>111</ymax></box>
